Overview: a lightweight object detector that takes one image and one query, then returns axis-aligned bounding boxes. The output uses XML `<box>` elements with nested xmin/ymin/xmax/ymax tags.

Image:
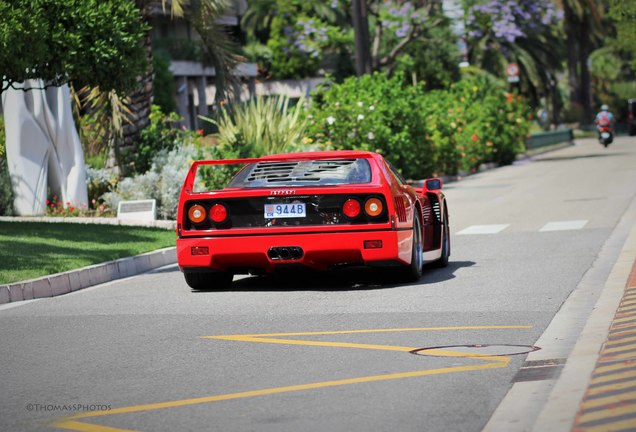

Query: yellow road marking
<box><xmin>590</xmin><ymin>369</ymin><xmax>636</xmax><ymax>385</ymax></box>
<box><xmin>604</xmin><ymin>335</ymin><xmax>636</xmax><ymax>346</ymax></box>
<box><xmin>578</xmin><ymin>403</ymin><xmax>636</xmax><ymax>424</ymax></box>
<box><xmin>587</xmin><ymin>380</ymin><xmax>636</xmax><ymax>397</ymax></box>
<box><xmin>603</xmin><ymin>344</ymin><xmax>636</xmax><ymax>355</ymax></box>
<box><xmin>595</xmin><ymin>362</ymin><xmax>636</xmax><ymax>374</ymax></box>
<box><xmin>574</xmin><ymin>418</ymin><xmax>636</xmax><ymax>432</ymax></box>
<box><xmin>50</xmin><ymin>325</ymin><xmax>528</xmax><ymax>431</ymax></box>
<box><xmin>580</xmin><ymin>390</ymin><xmax>636</xmax><ymax>410</ymax></box>
<box><xmin>53</xmin><ymin>420</ymin><xmax>137</xmax><ymax>432</ymax></box>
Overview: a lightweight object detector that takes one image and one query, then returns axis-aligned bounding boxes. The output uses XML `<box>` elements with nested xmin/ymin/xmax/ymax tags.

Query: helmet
<box><xmin>601</xmin><ymin>104</ymin><xmax>609</xmax><ymax>111</ymax></box>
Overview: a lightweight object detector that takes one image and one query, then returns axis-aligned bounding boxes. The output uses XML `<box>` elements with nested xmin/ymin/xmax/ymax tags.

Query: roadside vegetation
<box><xmin>0</xmin><ymin>222</ymin><xmax>175</xmax><ymax>284</ymax></box>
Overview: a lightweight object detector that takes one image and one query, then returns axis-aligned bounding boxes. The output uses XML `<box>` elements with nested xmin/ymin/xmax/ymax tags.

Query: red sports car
<box><xmin>176</xmin><ymin>150</ymin><xmax>450</xmax><ymax>289</ymax></box>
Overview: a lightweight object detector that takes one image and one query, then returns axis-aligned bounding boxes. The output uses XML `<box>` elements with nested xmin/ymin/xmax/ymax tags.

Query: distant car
<box><xmin>176</xmin><ymin>150</ymin><xmax>450</xmax><ymax>290</ymax></box>
<box><xmin>629</xmin><ymin>99</ymin><xmax>636</xmax><ymax>136</ymax></box>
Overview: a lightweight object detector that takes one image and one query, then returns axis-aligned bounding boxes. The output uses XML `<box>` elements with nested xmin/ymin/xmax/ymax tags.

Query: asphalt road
<box><xmin>1</xmin><ymin>136</ymin><xmax>636</xmax><ymax>432</ymax></box>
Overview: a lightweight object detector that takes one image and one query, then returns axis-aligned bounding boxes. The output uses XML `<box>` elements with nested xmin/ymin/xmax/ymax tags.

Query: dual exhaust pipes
<box><xmin>268</xmin><ymin>246</ymin><xmax>304</xmax><ymax>261</ymax></box>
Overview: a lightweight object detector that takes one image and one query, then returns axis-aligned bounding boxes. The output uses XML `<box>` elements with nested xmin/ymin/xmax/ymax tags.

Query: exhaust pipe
<box><xmin>268</xmin><ymin>246</ymin><xmax>304</xmax><ymax>261</ymax></box>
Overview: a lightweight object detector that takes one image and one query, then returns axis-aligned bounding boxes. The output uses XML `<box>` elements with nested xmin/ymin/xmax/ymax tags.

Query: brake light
<box><xmin>210</xmin><ymin>204</ymin><xmax>228</xmax><ymax>223</ymax></box>
<box><xmin>364</xmin><ymin>198</ymin><xmax>383</xmax><ymax>217</ymax></box>
<box><xmin>188</xmin><ymin>204</ymin><xmax>206</xmax><ymax>224</ymax></box>
<box><xmin>342</xmin><ymin>199</ymin><xmax>361</xmax><ymax>218</ymax></box>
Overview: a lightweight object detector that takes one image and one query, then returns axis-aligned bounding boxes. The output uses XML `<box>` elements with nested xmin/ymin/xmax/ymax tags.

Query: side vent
<box><xmin>430</xmin><ymin>195</ymin><xmax>442</xmax><ymax>223</ymax></box>
<box><xmin>393</xmin><ymin>197</ymin><xmax>407</xmax><ymax>222</ymax></box>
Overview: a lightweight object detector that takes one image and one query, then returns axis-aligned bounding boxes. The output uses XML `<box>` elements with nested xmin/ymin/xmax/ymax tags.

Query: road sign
<box><xmin>506</xmin><ymin>63</ymin><xmax>520</xmax><ymax>83</ymax></box>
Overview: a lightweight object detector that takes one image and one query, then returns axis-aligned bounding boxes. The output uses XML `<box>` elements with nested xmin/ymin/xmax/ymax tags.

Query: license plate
<box><xmin>601</xmin><ymin>132</ymin><xmax>610</xmax><ymax>138</ymax></box>
<box><xmin>264</xmin><ymin>203</ymin><xmax>306</xmax><ymax>218</ymax></box>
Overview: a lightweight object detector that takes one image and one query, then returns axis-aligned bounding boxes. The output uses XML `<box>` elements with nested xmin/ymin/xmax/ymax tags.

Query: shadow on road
<box><xmin>190</xmin><ymin>260</ymin><xmax>476</xmax><ymax>292</ymax></box>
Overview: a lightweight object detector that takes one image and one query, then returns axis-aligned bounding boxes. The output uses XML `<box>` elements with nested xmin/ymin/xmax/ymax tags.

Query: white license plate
<box><xmin>264</xmin><ymin>203</ymin><xmax>306</xmax><ymax>218</ymax></box>
<box><xmin>601</xmin><ymin>132</ymin><xmax>610</xmax><ymax>138</ymax></box>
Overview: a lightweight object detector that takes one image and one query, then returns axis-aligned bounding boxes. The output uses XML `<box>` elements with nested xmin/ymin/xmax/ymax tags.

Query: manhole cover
<box><xmin>411</xmin><ymin>344</ymin><xmax>540</xmax><ymax>357</ymax></box>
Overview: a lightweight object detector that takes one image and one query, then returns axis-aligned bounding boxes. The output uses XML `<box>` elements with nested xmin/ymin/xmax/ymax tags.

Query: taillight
<box><xmin>210</xmin><ymin>204</ymin><xmax>228</xmax><ymax>223</ymax></box>
<box><xmin>188</xmin><ymin>204</ymin><xmax>206</xmax><ymax>224</ymax></box>
<box><xmin>342</xmin><ymin>199</ymin><xmax>361</xmax><ymax>218</ymax></box>
<box><xmin>364</xmin><ymin>198</ymin><xmax>383</xmax><ymax>217</ymax></box>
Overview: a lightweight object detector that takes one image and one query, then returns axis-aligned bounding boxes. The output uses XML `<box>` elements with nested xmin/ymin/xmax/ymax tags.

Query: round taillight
<box><xmin>342</xmin><ymin>199</ymin><xmax>361</xmax><ymax>218</ymax></box>
<box><xmin>210</xmin><ymin>204</ymin><xmax>228</xmax><ymax>223</ymax></box>
<box><xmin>188</xmin><ymin>205</ymin><xmax>206</xmax><ymax>224</ymax></box>
<box><xmin>364</xmin><ymin>198</ymin><xmax>383</xmax><ymax>217</ymax></box>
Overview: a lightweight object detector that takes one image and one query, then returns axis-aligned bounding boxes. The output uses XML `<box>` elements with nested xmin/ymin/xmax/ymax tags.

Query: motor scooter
<box><xmin>597</xmin><ymin>125</ymin><xmax>613</xmax><ymax>147</ymax></box>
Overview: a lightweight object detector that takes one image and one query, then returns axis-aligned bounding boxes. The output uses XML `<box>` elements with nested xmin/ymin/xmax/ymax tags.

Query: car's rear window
<box><xmin>227</xmin><ymin>158</ymin><xmax>372</xmax><ymax>188</ymax></box>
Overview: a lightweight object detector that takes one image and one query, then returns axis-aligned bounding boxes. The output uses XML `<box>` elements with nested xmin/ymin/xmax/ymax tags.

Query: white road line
<box><xmin>539</xmin><ymin>220</ymin><xmax>588</xmax><ymax>232</ymax></box>
<box><xmin>456</xmin><ymin>224</ymin><xmax>510</xmax><ymax>235</ymax></box>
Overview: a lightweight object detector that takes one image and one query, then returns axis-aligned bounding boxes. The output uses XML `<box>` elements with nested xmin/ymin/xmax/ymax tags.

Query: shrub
<box><xmin>103</xmin><ymin>143</ymin><xmax>206</xmax><ymax>220</ymax></box>
<box><xmin>306</xmin><ymin>72</ymin><xmax>433</xmax><ymax>179</ymax></box>
<box><xmin>127</xmin><ymin>105</ymin><xmax>184</xmax><ymax>175</ymax></box>
<box><xmin>306</xmin><ymin>72</ymin><xmax>531</xmax><ymax>178</ymax></box>
<box><xmin>202</xmin><ymin>95</ymin><xmax>310</xmax><ymax>158</ymax></box>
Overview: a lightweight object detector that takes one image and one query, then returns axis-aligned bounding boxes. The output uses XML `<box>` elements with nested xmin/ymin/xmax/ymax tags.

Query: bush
<box><xmin>202</xmin><ymin>95</ymin><xmax>310</xmax><ymax>158</ymax></box>
<box><xmin>306</xmin><ymin>72</ymin><xmax>433</xmax><ymax>179</ymax></box>
<box><xmin>127</xmin><ymin>105</ymin><xmax>185</xmax><ymax>175</ymax></box>
<box><xmin>306</xmin><ymin>72</ymin><xmax>531</xmax><ymax>178</ymax></box>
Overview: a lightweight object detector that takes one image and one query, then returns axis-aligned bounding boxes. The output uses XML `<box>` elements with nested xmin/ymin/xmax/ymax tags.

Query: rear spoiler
<box><xmin>182</xmin><ymin>152</ymin><xmax>377</xmax><ymax>193</ymax></box>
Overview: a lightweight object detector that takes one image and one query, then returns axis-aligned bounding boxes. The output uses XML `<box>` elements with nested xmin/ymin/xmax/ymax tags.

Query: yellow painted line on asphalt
<box><xmin>590</xmin><ymin>369</ymin><xmax>636</xmax><ymax>385</ymax></box>
<box><xmin>53</xmin><ymin>420</ymin><xmax>137</xmax><ymax>432</ymax></box>
<box><xmin>595</xmin><ymin>362</ymin><xmax>636</xmax><ymax>375</ymax></box>
<box><xmin>604</xmin><ymin>335</ymin><xmax>636</xmax><ymax>346</ymax></box>
<box><xmin>577</xmin><ymin>403</ymin><xmax>636</xmax><ymax>424</ymax></box>
<box><xmin>587</xmin><ymin>378</ymin><xmax>636</xmax><ymax>397</ymax></box>
<box><xmin>209</xmin><ymin>325</ymin><xmax>533</xmax><ymax>338</ymax></box>
<box><xmin>574</xmin><ymin>418</ymin><xmax>636</xmax><ymax>432</ymax></box>
<box><xmin>602</xmin><ymin>343</ymin><xmax>636</xmax><ymax>355</ymax></box>
<box><xmin>579</xmin><ymin>390</ymin><xmax>636</xmax><ymax>410</ymax></box>
<box><xmin>50</xmin><ymin>325</ymin><xmax>527</xmax><ymax>431</ymax></box>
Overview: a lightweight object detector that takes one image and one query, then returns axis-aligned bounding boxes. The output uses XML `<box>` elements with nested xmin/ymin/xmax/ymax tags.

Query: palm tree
<box><xmin>560</xmin><ymin>0</ymin><xmax>604</xmax><ymax>123</ymax></box>
<box><xmin>123</xmin><ymin>0</ymin><xmax>241</xmax><ymax>148</ymax></box>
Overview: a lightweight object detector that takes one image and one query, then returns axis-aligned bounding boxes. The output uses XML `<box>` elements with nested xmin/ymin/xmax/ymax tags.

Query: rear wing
<box><xmin>182</xmin><ymin>152</ymin><xmax>378</xmax><ymax>194</ymax></box>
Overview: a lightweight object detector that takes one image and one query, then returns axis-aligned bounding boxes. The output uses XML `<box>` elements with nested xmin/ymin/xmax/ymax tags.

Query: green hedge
<box><xmin>306</xmin><ymin>72</ymin><xmax>531</xmax><ymax>179</ymax></box>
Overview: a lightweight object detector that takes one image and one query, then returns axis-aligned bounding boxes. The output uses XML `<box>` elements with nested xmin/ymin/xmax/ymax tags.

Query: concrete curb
<box><xmin>0</xmin><ymin>247</ymin><xmax>177</xmax><ymax>305</ymax></box>
<box><xmin>0</xmin><ymin>216</ymin><xmax>176</xmax><ymax>230</ymax></box>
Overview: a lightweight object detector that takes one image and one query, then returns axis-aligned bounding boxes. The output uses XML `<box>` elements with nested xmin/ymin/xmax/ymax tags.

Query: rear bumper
<box><xmin>177</xmin><ymin>229</ymin><xmax>411</xmax><ymax>273</ymax></box>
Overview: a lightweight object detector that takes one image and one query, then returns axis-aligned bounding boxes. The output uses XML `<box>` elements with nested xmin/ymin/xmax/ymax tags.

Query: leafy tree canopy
<box><xmin>0</xmin><ymin>0</ymin><xmax>148</xmax><ymax>93</ymax></box>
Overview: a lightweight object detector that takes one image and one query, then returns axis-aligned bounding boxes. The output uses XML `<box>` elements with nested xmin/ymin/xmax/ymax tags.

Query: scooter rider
<box><xmin>595</xmin><ymin>104</ymin><xmax>615</xmax><ymax>134</ymax></box>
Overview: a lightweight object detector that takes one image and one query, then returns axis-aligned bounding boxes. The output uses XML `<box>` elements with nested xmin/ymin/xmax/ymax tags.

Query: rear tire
<box><xmin>184</xmin><ymin>271</ymin><xmax>233</xmax><ymax>291</ymax></box>
<box><xmin>403</xmin><ymin>215</ymin><xmax>424</xmax><ymax>282</ymax></box>
<box><xmin>435</xmin><ymin>209</ymin><xmax>450</xmax><ymax>268</ymax></box>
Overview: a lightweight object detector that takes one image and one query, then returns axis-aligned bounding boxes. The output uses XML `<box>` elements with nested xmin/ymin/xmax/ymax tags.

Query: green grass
<box><xmin>0</xmin><ymin>222</ymin><xmax>176</xmax><ymax>284</ymax></box>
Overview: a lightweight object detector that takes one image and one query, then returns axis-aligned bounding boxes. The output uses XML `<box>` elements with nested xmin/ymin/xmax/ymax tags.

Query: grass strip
<box><xmin>0</xmin><ymin>222</ymin><xmax>176</xmax><ymax>284</ymax></box>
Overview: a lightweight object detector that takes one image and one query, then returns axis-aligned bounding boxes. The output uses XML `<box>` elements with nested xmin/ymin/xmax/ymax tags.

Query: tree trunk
<box><xmin>579</xmin><ymin>18</ymin><xmax>594</xmax><ymax>125</ymax></box>
<box><xmin>121</xmin><ymin>31</ymin><xmax>153</xmax><ymax>149</ymax></box>
<box><xmin>564</xmin><ymin>6</ymin><xmax>581</xmax><ymax>109</ymax></box>
<box><xmin>352</xmin><ymin>0</ymin><xmax>371</xmax><ymax>76</ymax></box>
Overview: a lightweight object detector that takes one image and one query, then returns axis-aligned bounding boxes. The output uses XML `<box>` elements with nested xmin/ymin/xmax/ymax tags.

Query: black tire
<box><xmin>184</xmin><ymin>271</ymin><xmax>233</xmax><ymax>291</ymax></box>
<box><xmin>435</xmin><ymin>208</ymin><xmax>450</xmax><ymax>268</ymax></box>
<box><xmin>403</xmin><ymin>214</ymin><xmax>424</xmax><ymax>282</ymax></box>
<box><xmin>629</xmin><ymin>125</ymin><xmax>636</xmax><ymax>136</ymax></box>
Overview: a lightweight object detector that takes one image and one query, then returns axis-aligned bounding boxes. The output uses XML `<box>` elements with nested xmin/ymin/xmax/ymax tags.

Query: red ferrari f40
<box><xmin>176</xmin><ymin>150</ymin><xmax>450</xmax><ymax>289</ymax></box>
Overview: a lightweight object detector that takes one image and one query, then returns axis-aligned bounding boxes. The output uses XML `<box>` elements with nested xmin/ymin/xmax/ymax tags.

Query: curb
<box><xmin>0</xmin><ymin>247</ymin><xmax>177</xmax><ymax>305</ymax></box>
<box><xmin>0</xmin><ymin>216</ymin><xmax>176</xmax><ymax>230</ymax></box>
